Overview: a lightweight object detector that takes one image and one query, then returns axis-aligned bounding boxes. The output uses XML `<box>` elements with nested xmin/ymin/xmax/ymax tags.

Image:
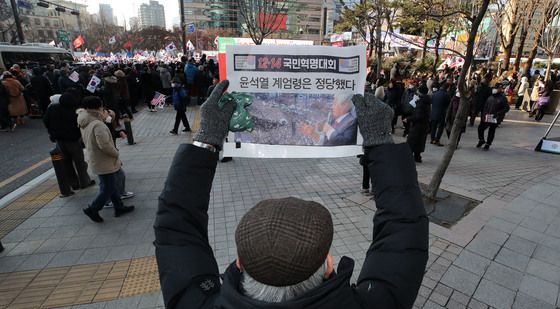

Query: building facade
<box><xmin>139</xmin><ymin>0</ymin><xmax>166</xmax><ymax>29</ymax></box>
<box><xmin>181</xmin><ymin>0</ymin><xmax>337</xmax><ymax>43</ymax></box>
<box><xmin>99</xmin><ymin>3</ymin><xmax>114</xmax><ymax>25</ymax></box>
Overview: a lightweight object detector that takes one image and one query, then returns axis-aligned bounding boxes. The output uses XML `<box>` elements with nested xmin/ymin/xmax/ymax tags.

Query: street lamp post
<box><xmin>9</xmin><ymin>0</ymin><xmax>25</xmax><ymax>44</ymax></box>
<box><xmin>179</xmin><ymin>0</ymin><xmax>186</xmax><ymax>54</ymax></box>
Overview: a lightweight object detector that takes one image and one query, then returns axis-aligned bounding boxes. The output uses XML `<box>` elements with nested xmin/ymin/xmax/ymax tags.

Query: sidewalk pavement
<box><xmin>0</xmin><ymin>105</ymin><xmax>559</xmax><ymax>309</ymax></box>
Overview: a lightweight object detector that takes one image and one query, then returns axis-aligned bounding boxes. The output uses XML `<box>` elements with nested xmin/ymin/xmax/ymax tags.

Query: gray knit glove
<box><xmin>193</xmin><ymin>80</ymin><xmax>235</xmax><ymax>147</ymax></box>
<box><xmin>352</xmin><ymin>93</ymin><xmax>394</xmax><ymax>147</ymax></box>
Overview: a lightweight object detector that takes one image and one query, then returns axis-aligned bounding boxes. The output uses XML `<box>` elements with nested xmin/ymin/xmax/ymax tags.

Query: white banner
<box><xmin>224</xmin><ymin>45</ymin><xmax>366</xmax><ymax>158</ymax></box>
<box><xmin>68</xmin><ymin>71</ymin><xmax>80</xmax><ymax>83</ymax></box>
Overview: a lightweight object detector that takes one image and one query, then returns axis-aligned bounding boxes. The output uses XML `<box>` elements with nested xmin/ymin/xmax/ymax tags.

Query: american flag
<box><xmin>151</xmin><ymin>92</ymin><xmax>167</xmax><ymax>107</ymax></box>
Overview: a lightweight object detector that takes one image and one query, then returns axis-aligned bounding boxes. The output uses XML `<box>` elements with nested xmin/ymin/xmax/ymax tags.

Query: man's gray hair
<box><xmin>241</xmin><ymin>263</ymin><xmax>327</xmax><ymax>303</ymax></box>
<box><xmin>334</xmin><ymin>93</ymin><xmax>354</xmax><ymax>107</ymax></box>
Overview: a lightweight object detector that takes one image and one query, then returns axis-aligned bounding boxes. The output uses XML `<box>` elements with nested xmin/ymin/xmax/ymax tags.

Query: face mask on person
<box><xmin>105</xmin><ymin>116</ymin><xmax>112</xmax><ymax>124</ymax></box>
<box><xmin>492</xmin><ymin>89</ymin><xmax>499</xmax><ymax>95</ymax></box>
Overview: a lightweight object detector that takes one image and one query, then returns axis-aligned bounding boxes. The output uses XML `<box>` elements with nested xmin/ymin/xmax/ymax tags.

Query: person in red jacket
<box><xmin>155</xmin><ymin>81</ymin><xmax>428</xmax><ymax>309</ymax></box>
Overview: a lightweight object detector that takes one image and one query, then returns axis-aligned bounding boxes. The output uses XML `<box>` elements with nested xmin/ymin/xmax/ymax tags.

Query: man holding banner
<box><xmin>155</xmin><ymin>78</ymin><xmax>428</xmax><ymax>307</ymax></box>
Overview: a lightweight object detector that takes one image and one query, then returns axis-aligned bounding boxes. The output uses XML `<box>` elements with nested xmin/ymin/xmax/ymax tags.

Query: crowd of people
<box><xmin>366</xmin><ymin>64</ymin><xmax>558</xmax><ymax>167</ymax></box>
<box><xmin>0</xmin><ymin>54</ymin><xmax>219</xmax><ymax>223</ymax></box>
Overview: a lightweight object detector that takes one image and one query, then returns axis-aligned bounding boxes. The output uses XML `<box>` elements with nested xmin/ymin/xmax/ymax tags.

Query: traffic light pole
<box><xmin>9</xmin><ymin>0</ymin><xmax>25</xmax><ymax>44</ymax></box>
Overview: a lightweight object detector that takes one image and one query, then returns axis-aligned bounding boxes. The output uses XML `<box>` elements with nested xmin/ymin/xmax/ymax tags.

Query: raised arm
<box><xmin>352</xmin><ymin>94</ymin><xmax>429</xmax><ymax>309</ymax></box>
<box><xmin>154</xmin><ymin>81</ymin><xmax>234</xmax><ymax>309</ymax></box>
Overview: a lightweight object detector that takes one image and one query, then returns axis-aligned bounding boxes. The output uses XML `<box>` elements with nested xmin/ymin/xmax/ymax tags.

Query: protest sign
<box><xmin>223</xmin><ymin>45</ymin><xmax>366</xmax><ymax>158</ymax></box>
<box><xmin>86</xmin><ymin>76</ymin><xmax>101</xmax><ymax>93</ymax></box>
<box><xmin>68</xmin><ymin>71</ymin><xmax>80</xmax><ymax>83</ymax></box>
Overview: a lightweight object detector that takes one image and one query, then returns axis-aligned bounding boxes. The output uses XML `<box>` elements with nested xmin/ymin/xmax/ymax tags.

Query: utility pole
<box><xmin>179</xmin><ymin>0</ymin><xmax>186</xmax><ymax>54</ymax></box>
<box><xmin>9</xmin><ymin>0</ymin><xmax>25</xmax><ymax>44</ymax></box>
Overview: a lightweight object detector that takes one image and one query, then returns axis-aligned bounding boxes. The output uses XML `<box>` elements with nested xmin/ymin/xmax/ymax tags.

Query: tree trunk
<box><xmin>513</xmin><ymin>28</ymin><xmax>528</xmax><ymax>72</ymax></box>
<box><xmin>425</xmin><ymin>0</ymin><xmax>491</xmax><ymax>201</ymax></box>
<box><xmin>523</xmin><ymin>42</ymin><xmax>538</xmax><ymax>75</ymax></box>
<box><xmin>502</xmin><ymin>42</ymin><xmax>514</xmax><ymax>72</ymax></box>
<box><xmin>421</xmin><ymin>31</ymin><xmax>428</xmax><ymax>61</ymax></box>
<box><xmin>545</xmin><ymin>54</ymin><xmax>553</xmax><ymax>81</ymax></box>
<box><xmin>432</xmin><ymin>26</ymin><xmax>443</xmax><ymax>74</ymax></box>
<box><xmin>375</xmin><ymin>19</ymin><xmax>383</xmax><ymax>79</ymax></box>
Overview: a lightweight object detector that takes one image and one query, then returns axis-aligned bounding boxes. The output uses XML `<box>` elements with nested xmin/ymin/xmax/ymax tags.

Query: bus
<box><xmin>0</xmin><ymin>43</ymin><xmax>74</xmax><ymax>71</ymax></box>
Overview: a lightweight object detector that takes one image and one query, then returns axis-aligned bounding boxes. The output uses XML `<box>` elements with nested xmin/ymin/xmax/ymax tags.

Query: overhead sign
<box><xmin>186</xmin><ymin>23</ymin><xmax>195</xmax><ymax>33</ymax></box>
<box><xmin>57</xmin><ymin>30</ymin><xmax>69</xmax><ymax>42</ymax></box>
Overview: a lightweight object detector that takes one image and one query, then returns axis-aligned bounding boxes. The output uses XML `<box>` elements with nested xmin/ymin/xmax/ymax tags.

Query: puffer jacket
<box><xmin>77</xmin><ymin>108</ymin><xmax>121</xmax><ymax>175</ymax></box>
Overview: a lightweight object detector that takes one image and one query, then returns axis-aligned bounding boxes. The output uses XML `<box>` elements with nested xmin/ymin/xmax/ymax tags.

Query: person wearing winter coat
<box><xmin>194</xmin><ymin>65</ymin><xmax>210</xmax><ymax>105</ymax></box>
<box><xmin>30</xmin><ymin>67</ymin><xmax>53</xmax><ymax>114</ymax></box>
<box><xmin>58</xmin><ymin>69</ymin><xmax>78</xmax><ymax>94</ymax></box>
<box><xmin>400</xmin><ymin>80</ymin><xmax>417</xmax><ymax>137</ymax></box>
<box><xmin>43</xmin><ymin>92</ymin><xmax>94</xmax><ymax>193</ymax></box>
<box><xmin>529</xmin><ymin>76</ymin><xmax>543</xmax><ymax>113</ymax></box>
<box><xmin>184</xmin><ymin>59</ymin><xmax>198</xmax><ymax>97</ymax></box>
<box><xmin>170</xmin><ymin>68</ymin><xmax>191</xmax><ymax>135</ymax></box>
<box><xmin>533</xmin><ymin>80</ymin><xmax>554</xmax><ymax>122</ymax></box>
<box><xmin>114</xmin><ymin>70</ymin><xmax>133</xmax><ymax>119</ymax></box>
<box><xmin>429</xmin><ymin>84</ymin><xmax>451</xmax><ymax>146</ymax></box>
<box><xmin>100</xmin><ymin>75</ymin><xmax>120</xmax><ymax>118</ymax></box>
<box><xmin>0</xmin><ymin>80</ymin><xmax>13</xmax><ymax>131</ymax></box>
<box><xmin>471</xmin><ymin>78</ymin><xmax>492</xmax><ymax>126</ymax></box>
<box><xmin>1</xmin><ymin>71</ymin><xmax>27</xmax><ymax>126</ymax></box>
<box><xmin>477</xmin><ymin>85</ymin><xmax>510</xmax><ymax>150</ymax></box>
<box><xmin>404</xmin><ymin>84</ymin><xmax>431</xmax><ymax>163</ymax></box>
<box><xmin>160</xmin><ymin>66</ymin><xmax>173</xmax><ymax>98</ymax></box>
<box><xmin>140</xmin><ymin>67</ymin><xmax>157</xmax><ymax>112</ymax></box>
<box><xmin>516</xmin><ymin>76</ymin><xmax>530</xmax><ymax>110</ymax></box>
<box><xmin>154</xmin><ymin>81</ymin><xmax>428</xmax><ymax>309</ymax></box>
<box><xmin>77</xmin><ymin>96</ymin><xmax>134</xmax><ymax>223</ymax></box>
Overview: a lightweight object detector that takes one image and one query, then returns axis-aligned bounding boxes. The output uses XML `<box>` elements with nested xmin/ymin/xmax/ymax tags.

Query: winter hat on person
<box><xmin>114</xmin><ymin>70</ymin><xmax>125</xmax><ymax>78</ymax></box>
<box><xmin>82</xmin><ymin>96</ymin><xmax>103</xmax><ymax>109</ymax></box>
<box><xmin>235</xmin><ymin>197</ymin><xmax>333</xmax><ymax>287</ymax></box>
<box><xmin>49</xmin><ymin>94</ymin><xmax>61</xmax><ymax>104</ymax></box>
<box><xmin>418</xmin><ymin>84</ymin><xmax>429</xmax><ymax>95</ymax></box>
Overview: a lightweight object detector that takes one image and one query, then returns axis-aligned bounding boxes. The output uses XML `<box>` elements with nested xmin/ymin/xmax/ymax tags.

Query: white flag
<box><xmin>109</xmin><ymin>36</ymin><xmax>116</xmax><ymax>44</ymax></box>
<box><xmin>48</xmin><ymin>40</ymin><xmax>55</xmax><ymax>46</ymax></box>
<box><xmin>165</xmin><ymin>42</ymin><xmax>176</xmax><ymax>52</ymax></box>
<box><xmin>86</xmin><ymin>76</ymin><xmax>101</xmax><ymax>93</ymax></box>
<box><xmin>186</xmin><ymin>40</ymin><xmax>195</xmax><ymax>51</ymax></box>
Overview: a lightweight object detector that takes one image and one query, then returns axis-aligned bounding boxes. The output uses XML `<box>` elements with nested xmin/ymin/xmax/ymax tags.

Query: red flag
<box><xmin>73</xmin><ymin>35</ymin><xmax>85</xmax><ymax>49</ymax></box>
<box><xmin>122</xmin><ymin>41</ymin><xmax>133</xmax><ymax>49</ymax></box>
<box><xmin>95</xmin><ymin>45</ymin><xmax>102</xmax><ymax>52</ymax></box>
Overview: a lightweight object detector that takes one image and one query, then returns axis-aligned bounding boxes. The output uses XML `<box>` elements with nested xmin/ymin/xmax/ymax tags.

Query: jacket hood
<box><xmin>77</xmin><ymin>108</ymin><xmax>103</xmax><ymax>128</ymax></box>
<box><xmin>104</xmin><ymin>76</ymin><xmax>118</xmax><ymax>83</ymax></box>
<box><xmin>214</xmin><ymin>257</ymin><xmax>360</xmax><ymax>309</ymax></box>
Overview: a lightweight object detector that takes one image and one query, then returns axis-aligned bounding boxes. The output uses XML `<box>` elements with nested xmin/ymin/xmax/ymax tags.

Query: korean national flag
<box><xmin>165</xmin><ymin>42</ymin><xmax>176</xmax><ymax>53</ymax></box>
<box><xmin>109</xmin><ymin>36</ymin><xmax>116</xmax><ymax>45</ymax></box>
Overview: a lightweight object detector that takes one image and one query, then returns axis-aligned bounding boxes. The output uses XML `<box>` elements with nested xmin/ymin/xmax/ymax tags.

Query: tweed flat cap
<box><xmin>235</xmin><ymin>197</ymin><xmax>333</xmax><ymax>287</ymax></box>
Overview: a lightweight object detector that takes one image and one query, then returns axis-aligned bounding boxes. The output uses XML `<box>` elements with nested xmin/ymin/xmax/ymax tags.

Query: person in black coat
<box><xmin>140</xmin><ymin>67</ymin><xmax>156</xmax><ymax>112</ymax></box>
<box><xmin>404</xmin><ymin>84</ymin><xmax>431</xmax><ymax>163</ymax></box>
<box><xmin>471</xmin><ymin>78</ymin><xmax>492</xmax><ymax>126</ymax></box>
<box><xmin>30</xmin><ymin>67</ymin><xmax>53</xmax><ymax>115</ymax></box>
<box><xmin>43</xmin><ymin>90</ymin><xmax>94</xmax><ymax>191</ymax></box>
<box><xmin>154</xmin><ymin>81</ymin><xmax>428</xmax><ymax>309</ymax></box>
<box><xmin>477</xmin><ymin>85</ymin><xmax>510</xmax><ymax>150</ymax></box>
<box><xmin>385</xmin><ymin>79</ymin><xmax>404</xmax><ymax>133</ymax></box>
<box><xmin>430</xmin><ymin>84</ymin><xmax>451</xmax><ymax>146</ymax></box>
<box><xmin>0</xmin><ymin>82</ymin><xmax>13</xmax><ymax>131</ymax></box>
<box><xmin>400</xmin><ymin>80</ymin><xmax>417</xmax><ymax>137</ymax></box>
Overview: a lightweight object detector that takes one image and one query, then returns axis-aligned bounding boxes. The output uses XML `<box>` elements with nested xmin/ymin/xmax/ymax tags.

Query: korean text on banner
<box><xmin>224</xmin><ymin>45</ymin><xmax>367</xmax><ymax>159</ymax></box>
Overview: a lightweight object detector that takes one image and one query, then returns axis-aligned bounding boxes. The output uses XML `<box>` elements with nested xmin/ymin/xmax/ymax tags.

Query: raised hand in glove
<box><xmin>193</xmin><ymin>80</ymin><xmax>235</xmax><ymax>147</ymax></box>
<box><xmin>352</xmin><ymin>93</ymin><xmax>394</xmax><ymax>147</ymax></box>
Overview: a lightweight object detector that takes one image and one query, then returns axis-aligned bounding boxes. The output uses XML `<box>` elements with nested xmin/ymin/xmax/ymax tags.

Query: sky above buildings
<box><xmin>83</xmin><ymin>0</ymin><xmax>179</xmax><ymax>29</ymax></box>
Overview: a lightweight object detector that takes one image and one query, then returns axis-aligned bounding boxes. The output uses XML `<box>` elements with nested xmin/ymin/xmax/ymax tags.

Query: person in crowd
<box><xmin>184</xmin><ymin>58</ymin><xmax>198</xmax><ymax>100</ymax></box>
<box><xmin>160</xmin><ymin>65</ymin><xmax>173</xmax><ymax>104</ymax></box>
<box><xmin>533</xmin><ymin>80</ymin><xmax>554</xmax><ymax>122</ymax></box>
<box><xmin>374</xmin><ymin>83</ymin><xmax>385</xmax><ymax>101</ymax></box>
<box><xmin>140</xmin><ymin>67</ymin><xmax>157</xmax><ymax>112</ymax></box>
<box><xmin>529</xmin><ymin>77</ymin><xmax>545</xmax><ymax>117</ymax></box>
<box><xmin>516</xmin><ymin>76</ymin><xmax>530</xmax><ymax>110</ymax></box>
<box><xmin>445</xmin><ymin>90</ymin><xmax>465</xmax><ymax>149</ymax></box>
<box><xmin>195</xmin><ymin>65</ymin><xmax>210</xmax><ymax>105</ymax></box>
<box><xmin>400</xmin><ymin>79</ymin><xmax>417</xmax><ymax>137</ymax></box>
<box><xmin>44</xmin><ymin>91</ymin><xmax>95</xmax><ymax>192</ymax></box>
<box><xmin>390</xmin><ymin>62</ymin><xmax>400</xmax><ymax>81</ymax></box>
<box><xmin>127</xmin><ymin>66</ymin><xmax>141</xmax><ymax>113</ymax></box>
<box><xmin>77</xmin><ymin>96</ymin><xmax>135</xmax><ymax>223</ymax></box>
<box><xmin>385</xmin><ymin>79</ymin><xmax>404</xmax><ymax>134</ymax></box>
<box><xmin>170</xmin><ymin>67</ymin><xmax>191</xmax><ymax>135</ymax></box>
<box><xmin>404</xmin><ymin>84</ymin><xmax>431</xmax><ymax>163</ymax></box>
<box><xmin>430</xmin><ymin>83</ymin><xmax>450</xmax><ymax>146</ymax></box>
<box><xmin>477</xmin><ymin>85</ymin><xmax>510</xmax><ymax>151</ymax></box>
<box><xmin>154</xmin><ymin>80</ymin><xmax>427</xmax><ymax>309</ymax></box>
<box><xmin>471</xmin><ymin>77</ymin><xmax>492</xmax><ymax>126</ymax></box>
<box><xmin>10</xmin><ymin>64</ymin><xmax>29</xmax><ymax>86</ymax></box>
<box><xmin>58</xmin><ymin>69</ymin><xmax>78</xmax><ymax>94</ymax></box>
<box><xmin>298</xmin><ymin>93</ymin><xmax>358</xmax><ymax>146</ymax></box>
<box><xmin>30</xmin><ymin>67</ymin><xmax>54</xmax><ymax>114</ymax></box>
<box><xmin>114</xmin><ymin>70</ymin><xmax>133</xmax><ymax>119</ymax></box>
<box><xmin>1</xmin><ymin>71</ymin><xmax>27</xmax><ymax>127</ymax></box>
<box><xmin>100</xmin><ymin>73</ymin><xmax>120</xmax><ymax>119</ymax></box>
<box><xmin>0</xmin><ymin>78</ymin><xmax>14</xmax><ymax>132</ymax></box>
<box><xmin>44</xmin><ymin>65</ymin><xmax>58</xmax><ymax>94</ymax></box>
<box><xmin>207</xmin><ymin>76</ymin><xmax>219</xmax><ymax>98</ymax></box>
<box><xmin>357</xmin><ymin>153</ymin><xmax>372</xmax><ymax>195</ymax></box>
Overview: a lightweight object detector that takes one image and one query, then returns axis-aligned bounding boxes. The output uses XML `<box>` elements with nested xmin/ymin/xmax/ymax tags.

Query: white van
<box><xmin>0</xmin><ymin>43</ymin><xmax>74</xmax><ymax>71</ymax></box>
